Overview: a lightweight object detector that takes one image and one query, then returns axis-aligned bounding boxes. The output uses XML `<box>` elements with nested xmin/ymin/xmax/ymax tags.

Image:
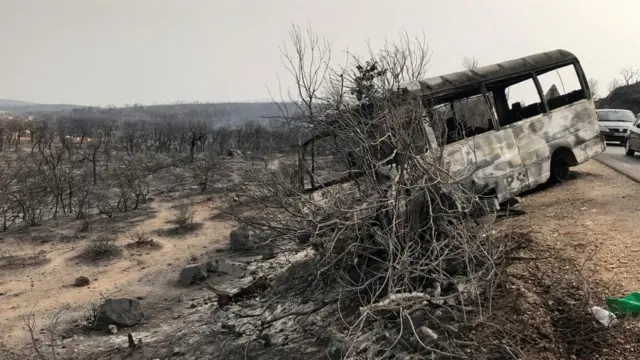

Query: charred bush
<box><xmin>126</xmin><ymin>231</ymin><xmax>161</xmax><ymax>249</ymax></box>
<box><xmin>167</xmin><ymin>202</ymin><xmax>199</xmax><ymax>233</ymax></box>
<box><xmin>220</xmin><ymin>26</ymin><xmax>538</xmax><ymax>359</ymax></box>
<box><xmin>79</xmin><ymin>234</ymin><xmax>122</xmax><ymax>262</ymax></box>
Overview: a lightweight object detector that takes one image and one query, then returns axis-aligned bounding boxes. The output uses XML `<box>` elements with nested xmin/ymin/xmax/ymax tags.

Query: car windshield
<box><xmin>597</xmin><ymin>110</ymin><xmax>635</xmax><ymax>122</ymax></box>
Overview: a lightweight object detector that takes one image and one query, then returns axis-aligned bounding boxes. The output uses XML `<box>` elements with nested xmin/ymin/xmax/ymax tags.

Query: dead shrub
<box><xmin>79</xmin><ymin>234</ymin><xmax>121</xmax><ymax>262</ymax></box>
<box><xmin>83</xmin><ymin>301</ymin><xmax>101</xmax><ymax>329</ymax></box>
<box><xmin>220</xmin><ymin>26</ymin><xmax>544</xmax><ymax>359</ymax></box>
<box><xmin>23</xmin><ymin>303</ymin><xmax>70</xmax><ymax>360</ymax></box>
<box><xmin>191</xmin><ymin>156</ymin><xmax>220</xmax><ymax>193</ymax></box>
<box><xmin>96</xmin><ymin>197</ymin><xmax>115</xmax><ymax>219</ymax></box>
<box><xmin>79</xmin><ymin>215</ymin><xmax>92</xmax><ymax>232</ymax></box>
<box><xmin>126</xmin><ymin>231</ymin><xmax>161</xmax><ymax>249</ymax></box>
<box><xmin>0</xmin><ymin>246</ymin><xmax>48</xmax><ymax>269</ymax></box>
<box><xmin>208</xmin><ymin>25</ymin><xmax>640</xmax><ymax>360</ymax></box>
<box><xmin>167</xmin><ymin>202</ymin><xmax>199</xmax><ymax>233</ymax></box>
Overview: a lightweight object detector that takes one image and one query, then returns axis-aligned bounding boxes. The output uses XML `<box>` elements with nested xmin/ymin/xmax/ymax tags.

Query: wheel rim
<box><xmin>553</xmin><ymin>159</ymin><xmax>570</xmax><ymax>182</ymax></box>
<box><xmin>556</xmin><ymin>166</ymin><xmax>569</xmax><ymax>182</ymax></box>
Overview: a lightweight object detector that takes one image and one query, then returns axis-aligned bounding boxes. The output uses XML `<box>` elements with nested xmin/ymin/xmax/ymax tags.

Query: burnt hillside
<box><xmin>596</xmin><ymin>83</ymin><xmax>640</xmax><ymax>114</ymax></box>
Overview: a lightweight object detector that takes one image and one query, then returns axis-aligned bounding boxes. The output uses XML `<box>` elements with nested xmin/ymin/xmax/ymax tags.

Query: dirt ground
<box><xmin>0</xmin><ymin>192</ymin><xmax>233</xmax><ymax>349</ymax></box>
<box><xmin>512</xmin><ymin>160</ymin><xmax>640</xmax><ymax>294</ymax></box>
<box><xmin>2</xmin><ymin>159</ymin><xmax>640</xmax><ymax>358</ymax></box>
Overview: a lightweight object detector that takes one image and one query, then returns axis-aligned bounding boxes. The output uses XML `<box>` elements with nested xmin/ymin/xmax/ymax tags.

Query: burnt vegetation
<box><xmin>1</xmin><ymin>25</ymin><xmax>634</xmax><ymax>360</ymax></box>
<box><xmin>0</xmin><ymin>246</ymin><xmax>48</xmax><ymax>270</ymax></box>
<box><xmin>0</xmin><ymin>105</ymin><xmax>297</xmax><ymax>234</ymax></box>
<box><xmin>77</xmin><ymin>234</ymin><xmax>122</xmax><ymax>263</ymax></box>
<box><xmin>166</xmin><ymin>201</ymin><xmax>201</xmax><ymax>234</ymax></box>
<box><xmin>125</xmin><ymin>231</ymin><xmax>161</xmax><ymax>249</ymax></box>
<box><xmin>203</xmin><ymin>26</ymin><xmax>632</xmax><ymax>360</ymax></box>
<box><xmin>596</xmin><ymin>66</ymin><xmax>640</xmax><ymax>113</ymax></box>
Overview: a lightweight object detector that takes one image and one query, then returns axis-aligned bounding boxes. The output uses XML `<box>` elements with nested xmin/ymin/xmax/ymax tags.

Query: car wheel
<box><xmin>625</xmin><ymin>139</ymin><xmax>635</xmax><ymax>156</ymax></box>
<box><xmin>549</xmin><ymin>155</ymin><xmax>570</xmax><ymax>184</ymax></box>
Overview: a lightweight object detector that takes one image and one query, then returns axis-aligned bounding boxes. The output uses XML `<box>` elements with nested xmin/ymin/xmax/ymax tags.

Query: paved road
<box><xmin>594</xmin><ymin>142</ymin><xmax>640</xmax><ymax>182</ymax></box>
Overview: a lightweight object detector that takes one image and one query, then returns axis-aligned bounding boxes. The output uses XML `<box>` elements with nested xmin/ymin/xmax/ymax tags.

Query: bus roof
<box><xmin>398</xmin><ymin>49</ymin><xmax>578</xmax><ymax>99</ymax></box>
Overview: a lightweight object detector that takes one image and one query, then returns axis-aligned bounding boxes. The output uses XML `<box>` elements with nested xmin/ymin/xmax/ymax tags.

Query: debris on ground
<box><xmin>107</xmin><ymin>324</ymin><xmax>118</xmax><ymax>335</ymax></box>
<box><xmin>127</xmin><ymin>333</ymin><xmax>143</xmax><ymax>349</ymax></box>
<box><xmin>205</xmin><ymin>258</ymin><xmax>243</xmax><ymax>275</ymax></box>
<box><xmin>590</xmin><ymin>306</ymin><xmax>618</xmax><ymax>327</ymax></box>
<box><xmin>200</xmin><ymin>274</ymin><xmax>271</xmax><ymax>307</ymax></box>
<box><xmin>607</xmin><ymin>292</ymin><xmax>640</xmax><ymax>314</ymax></box>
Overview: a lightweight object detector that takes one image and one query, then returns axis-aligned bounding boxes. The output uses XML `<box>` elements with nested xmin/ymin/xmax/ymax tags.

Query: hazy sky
<box><xmin>1</xmin><ymin>0</ymin><xmax>638</xmax><ymax>106</ymax></box>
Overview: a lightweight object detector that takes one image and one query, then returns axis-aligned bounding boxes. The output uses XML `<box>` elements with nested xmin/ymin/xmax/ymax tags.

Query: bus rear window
<box><xmin>536</xmin><ymin>64</ymin><xmax>586</xmax><ymax>110</ymax></box>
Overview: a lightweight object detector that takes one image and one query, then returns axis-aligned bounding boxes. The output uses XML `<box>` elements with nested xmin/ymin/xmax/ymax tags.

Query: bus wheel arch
<box><xmin>548</xmin><ymin>147</ymin><xmax>577</xmax><ymax>184</ymax></box>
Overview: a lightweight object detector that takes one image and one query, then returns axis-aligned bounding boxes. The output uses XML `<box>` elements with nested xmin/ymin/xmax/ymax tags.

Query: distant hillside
<box><xmin>62</xmin><ymin>101</ymin><xmax>297</xmax><ymax>127</ymax></box>
<box><xmin>0</xmin><ymin>99</ymin><xmax>34</xmax><ymax>107</ymax></box>
<box><xmin>1</xmin><ymin>104</ymin><xmax>85</xmax><ymax>113</ymax></box>
<box><xmin>0</xmin><ymin>99</ymin><xmax>84</xmax><ymax>113</ymax></box>
<box><xmin>596</xmin><ymin>83</ymin><xmax>640</xmax><ymax>114</ymax></box>
<box><xmin>1</xmin><ymin>99</ymin><xmax>300</xmax><ymax>127</ymax></box>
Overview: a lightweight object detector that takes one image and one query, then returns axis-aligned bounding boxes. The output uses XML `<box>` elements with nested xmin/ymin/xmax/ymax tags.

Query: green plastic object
<box><xmin>606</xmin><ymin>292</ymin><xmax>640</xmax><ymax>315</ymax></box>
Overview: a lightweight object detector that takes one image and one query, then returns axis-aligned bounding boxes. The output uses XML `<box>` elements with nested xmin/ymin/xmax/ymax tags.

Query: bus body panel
<box><xmin>508</xmin><ymin>99</ymin><xmax>604</xmax><ymax>189</ymax></box>
<box><xmin>435</xmin><ymin>98</ymin><xmax>604</xmax><ymax>205</ymax></box>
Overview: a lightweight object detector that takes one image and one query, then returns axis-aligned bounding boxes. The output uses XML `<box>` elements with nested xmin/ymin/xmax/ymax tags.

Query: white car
<box><xmin>624</xmin><ymin>117</ymin><xmax>640</xmax><ymax>156</ymax></box>
<box><xmin>597</xmin><ymin>109</ymin><xmax>636</xmax><ymax>145</ymax></box>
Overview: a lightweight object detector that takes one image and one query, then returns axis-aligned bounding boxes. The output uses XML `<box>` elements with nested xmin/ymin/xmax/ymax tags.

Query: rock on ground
<box><xmin>178</xmin><ymin>264</ymin><xmax>208</xmax><ymax>286</ymax></box>
<box><xmin>229</xmin><ymin>229</ymin><xmax>253</xmax><ymax>251</ymax></box>
<box><xmin>74</xmin><ymin>276</ymin><xmax>90</xmax><ymax>287</ymax></box>
<box><xmin>205</xmin><ymin>259</ymin><xmax>240</xmax><ymax>275</ymax></box>
<box><xmin>93</xmin><ymin>298</ymin><xmax>144</xmax><ymax>330</ymax></box>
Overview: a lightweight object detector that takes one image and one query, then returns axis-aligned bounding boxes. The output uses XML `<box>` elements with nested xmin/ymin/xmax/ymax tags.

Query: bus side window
<box><xmin>428</xmin><ymin>92</ymin><xmax>497</xmax><ymax>145</ymax></box>
<box><xmin>492</xmin><ymin>77</ymin><xmax>545</xmax><ymax>127</ymax></box>
<box><xmin>537</xmin><ymin>64</ymin><xmax>586</xmax><ymax>110</ymax></box>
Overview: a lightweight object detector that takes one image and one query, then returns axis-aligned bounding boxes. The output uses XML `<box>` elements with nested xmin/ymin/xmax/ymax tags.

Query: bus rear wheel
<box><xmin>549</xmin><ymin>155</ymin><xmax>570</xmax><ymax>184</ymax></box>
